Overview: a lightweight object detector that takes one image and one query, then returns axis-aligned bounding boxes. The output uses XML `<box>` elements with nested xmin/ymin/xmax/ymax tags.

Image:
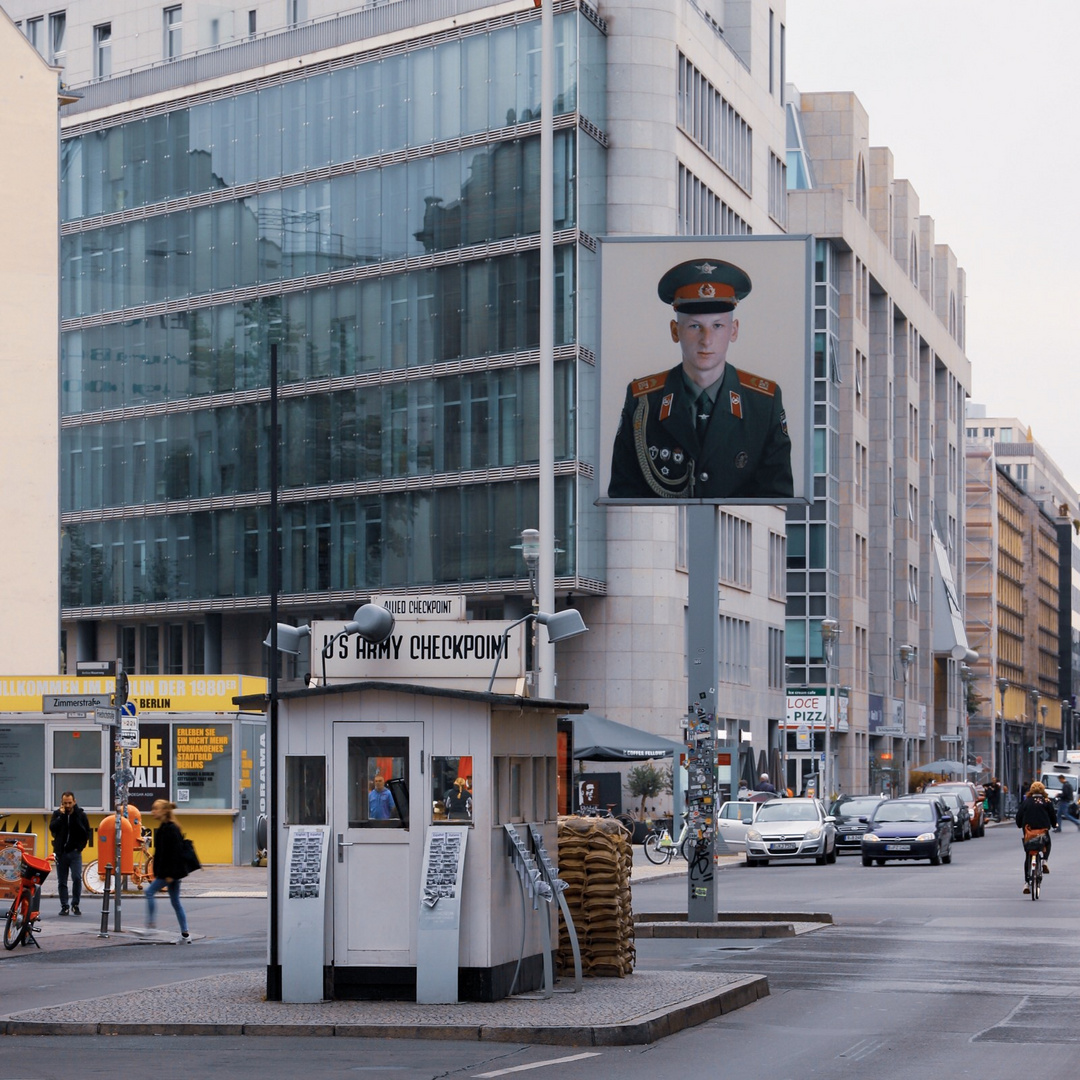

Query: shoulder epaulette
<box><xmin>630</xmin><ymin>371</ymin><xmax>669</xmax><ymax>398</ymax></box>
<box><xmin>736</xmin><ymin>368</ymin><xmax>778</xmax><ymax>396</ymax></box>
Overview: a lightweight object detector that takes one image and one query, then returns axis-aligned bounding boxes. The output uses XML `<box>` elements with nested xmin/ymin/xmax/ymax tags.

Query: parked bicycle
<box><xmin>577</xmin><ymin>804</ymin><xmax>637</xmax><ymax>838</ymax></box>
<box><xmin>4</xmin><ymin>842</ymin><xmax>54</xmax><ymax>950</ymax></box>
<box><xmin>642</xmin><ymin>814</ymin><xmax>690</xmax><ymax>864</ymax></box>
<box><xmin>82</xmin><ymin>826</ymin><xmax>154</xmax><ymax>895</ymax></box>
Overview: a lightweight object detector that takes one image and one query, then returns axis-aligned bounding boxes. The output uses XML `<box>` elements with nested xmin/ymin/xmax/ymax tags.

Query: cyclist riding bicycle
<box><xmin>1016</xmin><ymin>780</ymin><xmax>1057</xmax><ymax>893</ymax></box>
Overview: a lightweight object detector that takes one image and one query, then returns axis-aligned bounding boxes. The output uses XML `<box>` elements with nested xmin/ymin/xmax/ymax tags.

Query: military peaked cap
<box><xmin>658</xmin><ymin>258</ymin><xmax>752</xmax><ymax>314</ymax></box>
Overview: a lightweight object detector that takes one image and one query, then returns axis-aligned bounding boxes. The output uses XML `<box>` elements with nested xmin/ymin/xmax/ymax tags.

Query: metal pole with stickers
<box><xmin>686</xmin><ymin>505</ymin><xmax>721</xmax><ymax>922</ymax></box>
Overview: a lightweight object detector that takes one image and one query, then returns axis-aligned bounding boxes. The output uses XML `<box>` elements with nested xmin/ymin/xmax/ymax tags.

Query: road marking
<box><xmin>473</xmin><ymin>1052</ymin><xmax>603</xmax><ymax>1077</ymax></box>
<box><xmin>838</xmin><ymin>1038</ymin><xmax>885</xmax><ymax>1060</ymax></box>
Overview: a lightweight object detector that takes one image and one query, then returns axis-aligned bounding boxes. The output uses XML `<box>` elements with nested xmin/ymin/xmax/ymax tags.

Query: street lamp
<box><xmin>1030</xmin><ymin>688</ymin><xmax>1041</xmax><ymax>788</ymax></box>
<box><xmin>1040</xmin><ymin>702</ymin><xmax>1048</xmax><ymax>768</ymax></box>
<box><xmin>487</xmin><ymin>608</ymin><xmax>588</xmax><ymax>692</ymax></box>
<box><xmin>820</xmin><ymin>618</ymin><xmax>840</xmax><ymax>802</ymax></box>
<box><xmin>996</xmin><ymin>676</ymin><xmax>1008</xmax><ymax>801</ymax></box>
<box><xmin>898</xmin><ymin>644</ymin><xmax>916</xmax><ymax>794</ymax></box>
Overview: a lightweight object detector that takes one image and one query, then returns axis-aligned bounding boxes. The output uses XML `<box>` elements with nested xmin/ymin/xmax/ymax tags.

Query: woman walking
<box><xmin>144</xmin><ymin>799</ymin><xmax>192</xmax><ymax>943</ymax></box>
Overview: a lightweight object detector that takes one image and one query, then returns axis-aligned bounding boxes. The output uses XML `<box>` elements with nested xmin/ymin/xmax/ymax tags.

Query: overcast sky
<box><xmin>786</xmin><ymin>0</ymin><xmax>1080</xmax><ymax>491</ymax></box>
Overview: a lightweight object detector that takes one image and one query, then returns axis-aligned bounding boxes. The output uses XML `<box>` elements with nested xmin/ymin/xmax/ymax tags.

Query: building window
<box><xmin>287</xmin><ymin>0</ymin><xmax>307</xmax><ymax>26</ymax></box>
<box><xmin>677</xmin><ymin>164</ymin><xmax>750</xmax><ymax>236</ymax></box>
<box><xmin>248</xmin><ymin>9</ymin><xmax>257</xmax><ymax>34</ymax></box>
<box><xmin>768</xmin><ymin>151</ymin><xmax>787</xmax><ymax>227</ymax></box>
<box><xmin>49</xmin><ymin>10</ymin><xmax>66</xmax><ymax>65</ymax></box>
<box><xmin>164</xmin><ymin>6</ymin><xmax>182</xmax><ymax>59</ymax></box>
<box><xmin>677</xmin><ymin>52</ymin><xmax>752</xmax><ymax>192</ymax></box>
<box><xmin>25</xmin><ymin>16</ymin><xmax>43</xmax><ymax>53</ymax></box>
<box><xmin>94</xmin><ymin>23</ymin><xmax>112</xmax><ymax>80</ymax></box>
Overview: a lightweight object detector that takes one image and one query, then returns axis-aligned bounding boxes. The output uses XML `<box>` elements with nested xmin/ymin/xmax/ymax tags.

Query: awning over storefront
<box><xmin>564</xmin><ymin>712</ymin><xmax>683</xmax><ymax>762</ymax></box>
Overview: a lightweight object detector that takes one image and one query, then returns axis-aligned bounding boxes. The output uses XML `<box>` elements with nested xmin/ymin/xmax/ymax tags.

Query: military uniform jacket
<box><xmin>608</xmin><ymin>363</ymin><xmax>793</xmax><ymax>499</ymax></box>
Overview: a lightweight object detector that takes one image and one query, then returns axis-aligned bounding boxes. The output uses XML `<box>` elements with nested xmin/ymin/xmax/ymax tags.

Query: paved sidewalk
<box><xmin>5</xmin><ymin>856</ymin><xmax>830</xmax><ymax>1044</ymax></box>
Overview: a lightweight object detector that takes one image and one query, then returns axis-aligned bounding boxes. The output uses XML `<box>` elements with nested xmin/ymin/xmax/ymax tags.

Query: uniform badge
<box><xmin>780</xmin><ymin>409</ymin><xmax>788</xmax><ymax>436</ymax></box>
<box><xmin>659</xmin><ymin>448</ymin><xmax>670</xmax><ymax>461</ymax></box>
<box><xmin>649</xmin><ymin>445</ymin><xmax>658</xmax><ymax>459</ymax></box>
<box><xmin>673</xmin><ymin>450</ymin><xmax>684</xmax><ymax>464</ymax></box>
<box><xmin>734</xmin><ymin>451</ymin><xmax>749</xmax><ymax>470</ymax></box>
<box><xmin>729</xmin><ymin>391</ymin><xmax>743</xmax><ymax>419</ymax></box>
<box><xmin>659</xmin><ymin>393</ymin><xmax>674</xmax><ymax>421</ymax></box>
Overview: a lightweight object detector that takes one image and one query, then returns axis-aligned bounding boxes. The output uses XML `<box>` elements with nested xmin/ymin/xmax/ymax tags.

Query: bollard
<box><xmin>97</xmin><ymin>864</ymin><xmax>112</xmax><ymax>938</ymax></box>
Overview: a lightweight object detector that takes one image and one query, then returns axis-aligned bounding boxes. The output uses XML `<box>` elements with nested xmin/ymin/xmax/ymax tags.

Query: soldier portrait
<box><xmin>600</xmin><ymin>237</ymin><xmax>811</xmax><ymax>505</ymax></box>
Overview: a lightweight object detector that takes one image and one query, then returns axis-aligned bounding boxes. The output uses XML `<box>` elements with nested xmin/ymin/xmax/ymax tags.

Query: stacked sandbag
<box><xmin>555</xmin><ymin>816</ymin><xmax>635</xmax><ymax>977</ymax></box>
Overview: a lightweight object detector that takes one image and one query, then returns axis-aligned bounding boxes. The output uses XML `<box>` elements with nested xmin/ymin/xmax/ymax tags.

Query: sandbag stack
<box><xmin>555</xmin><ymin>816</ymin><xmax>635</xmax><ymax>977</ymax></box>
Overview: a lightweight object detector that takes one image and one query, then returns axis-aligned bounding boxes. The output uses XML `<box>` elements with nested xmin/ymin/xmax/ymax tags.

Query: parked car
<box><xmin>925</xmin><ymin>780</ymin><xmax>985</xmax><ymax>836</ymax></box>
<box><xmin>929</xmin><ymin>790</ymin><xmax>972</xmax><ymax>841</ymax></box>
<box><xmin>861</xmin><ymin>798</ymin><xmax>953</xmax><ymax>866</ymax></box>
<box><xmin>716</xmin><ymin>800</ymin><xmax>761</xmax><ymax>850</ymax></box>
<box><xmin>744</xmin><ymin>798</ymin><xmax>837</xmax><ymax>866</ymax></box>
<box><xmin>829</xmin><ymin>794</ymin><xmax>888</xmax><ymax>853</ymax></box>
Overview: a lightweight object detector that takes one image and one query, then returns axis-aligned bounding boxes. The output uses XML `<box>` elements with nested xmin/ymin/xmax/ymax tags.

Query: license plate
<box><xmin>885</xmin><ymin>844</ymin><xmax>911</xmax><ymax>851</ymax></box>
<box><xmin>844</xmin><ymin>834</ymin><xmax>860</xmax><ymax>842</ymax></box>
<box><xmin>770</xmin><ymin>843</ymin><xmax>797</xmax><ymax>852</ymax></box>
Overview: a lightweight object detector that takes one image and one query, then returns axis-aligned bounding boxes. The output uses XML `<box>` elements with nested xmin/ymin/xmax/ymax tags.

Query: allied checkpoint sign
<box><xmin>598</xmin><ymin>235</ymin><xmax>814</xmax><ymax>506</ymax></box>
<box><xmin>312</xmin><ymin>596</ymin><xmax>528</xmax><ymax>690</ymax></box>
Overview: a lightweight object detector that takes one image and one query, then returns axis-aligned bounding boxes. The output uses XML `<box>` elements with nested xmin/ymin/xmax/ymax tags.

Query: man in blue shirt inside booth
<box><xmin>368</xmin><ymin>774</ymin><xmax>395</xmax><ymax>820</ymax></box>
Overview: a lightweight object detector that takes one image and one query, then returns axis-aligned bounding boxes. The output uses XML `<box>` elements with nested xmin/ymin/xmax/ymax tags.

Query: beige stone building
<box><xmin>0</xmin><ymin>10</ymin><xmax>62</xmax><ymax>674</ymax></box>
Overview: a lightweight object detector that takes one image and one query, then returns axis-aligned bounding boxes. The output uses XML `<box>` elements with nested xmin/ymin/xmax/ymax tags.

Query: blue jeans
<box><xmin>55</xmin><ymin>850</ymin><xmax>83</xmax><ymax>909</ymax></box>
<box><xmin>144</xmin><ymin>876</ymin><xmax>188</xmax><ymax>933</ymax></box>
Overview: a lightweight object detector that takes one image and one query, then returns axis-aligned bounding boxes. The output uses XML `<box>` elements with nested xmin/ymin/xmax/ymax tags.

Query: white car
<box><xmin>744</xmin><ymin>798</ymin><xmax>837</xmax><ymax>866</ymax></box>
<box><xmin>715</xmin><ymin>800</ymin><xmax>761</xmax><ymax>851</ymax></box>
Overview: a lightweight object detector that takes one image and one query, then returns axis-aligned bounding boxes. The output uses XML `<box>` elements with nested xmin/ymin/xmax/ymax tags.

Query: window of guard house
<box><xmin>348</xmin><ymin>736</ymin><xmax>409</xmax><ymax>828</ymax></box>
<box><xmin>286</xmin><ymin>756</ymin><xmax>326</xmax><ymax>825</ymax></box>
<box><xmin>432</xmin><ymin>756</ymin><xmax>474</xmax><ymax>824</ymax></box>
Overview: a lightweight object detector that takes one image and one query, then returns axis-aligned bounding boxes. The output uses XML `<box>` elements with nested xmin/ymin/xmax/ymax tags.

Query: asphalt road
<box><xmin>3</xmin><ymin>821</ymin><xmax>1080</xmax><ymax>1080</ymax></box>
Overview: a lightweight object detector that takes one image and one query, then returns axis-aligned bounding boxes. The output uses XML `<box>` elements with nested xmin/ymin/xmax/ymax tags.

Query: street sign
<box><xmin>76</xmin><ymin>660</ymin><xmax>116</xmax><ymax>676</ymax></box>
<box><xmin>42</xmin><ymin>693</ymin><xmax>112</xmax><ymax>713</ymax></box>
<box><xmin>119</xmin><ymin>713</ymin><xmax>139</xmax><ymax>749</ymax></box>
<box><xmin>94</xmin><ymin>706</ymin><xmax>119</xmax><ymax>726</ymax></box>
<box><xmin>939</xmin><ymin>735</ymin><xmax>962</xmax><ymax>743</ymax></box>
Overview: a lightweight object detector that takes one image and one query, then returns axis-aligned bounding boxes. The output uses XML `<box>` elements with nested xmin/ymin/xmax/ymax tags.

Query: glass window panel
<box><xmin>409</xmin><ymin>48</ymin><xmax>434</xmax><ymax>147</ymax></box>
<box><xmin>52</xmin><ymin>774</ymin><xmax>103</xmax><ymax>810</ymax></box>
<box><xmin>381</xmin><ymin>55</ymin><xmax>407</xmax><ymax>153</ymax></box>
<box><xmin>54</xmin><ymin>728</ymin><xmax>102</xmax><ymax>770</ymax></box>
<box><xmin>347</xmin><ymin>736</ymin><xmax>409</xmax><ymax>828</ymax></box>
<box><xmin>433</xmin><ymin>40</ymin><xmax>461</xmax><ymax>143</ymax></box>
<box><xmin>286</xmin><ymin>756</ymin><xmax>326</xmax><ymax>825</ymax></box>
<box><xmin>461</xmin><ymin>35</ymin><xmax>489</xmax><ymax>134</ymax></box>
<box><xmin>330</xmin><ymin>67</ymin><xmax>357</xmax><ymax>165</ymax></box>
<box><xmin>258</xmin><ymin>84</ymin><xmax>282</xmax><ymax>180</ymax></box>
<box><xmin>432</xmin><ymin>756</ymin><xmax>473</xmax><ymax>823</ymax></box>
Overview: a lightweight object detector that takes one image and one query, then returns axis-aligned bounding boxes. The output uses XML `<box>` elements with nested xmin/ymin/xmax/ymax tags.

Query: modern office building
<box><xmin>6</xmin><ymin>0</ymin><xmax>974</xmax><ymax>798</ymax></box>
<box><xmin>964</xmin><ymin>409</ymin><xmax>1080</xmax><ymax>785</ymax></box>
<box><xmin>785</xmin><ymin>89</ymin><xmax>972</xmax><ymax>794</ymax></box>
<box><xmin>0</xmin><ymin>10</ymin><xmax>63</xmax><ymax>675</ymax></box>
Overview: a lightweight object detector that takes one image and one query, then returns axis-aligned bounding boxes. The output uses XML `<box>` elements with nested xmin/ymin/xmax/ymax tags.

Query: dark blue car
<box><xmin>860</xmin><ymin>797</ymin><xmax>953</xmax><ymax>866</ymax></box>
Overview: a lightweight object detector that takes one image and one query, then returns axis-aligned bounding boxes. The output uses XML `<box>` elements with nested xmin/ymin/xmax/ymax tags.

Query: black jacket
<box><xmin>151</xmin><ymin>820</ymin><xmax>187</xmax><ymax>880</ymax></box>
<box><xmin>49</xmin><ymin>805</ymin><xmax>91</xmax><ymax>855</ymax></box>
<box><xmin>1016</xmin><ymin>795</ymin><xmax>1058</xmax><ymax>832</ymax></box>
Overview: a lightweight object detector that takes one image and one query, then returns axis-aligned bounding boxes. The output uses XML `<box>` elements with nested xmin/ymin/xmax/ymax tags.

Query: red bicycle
<box><xmin>3</xmin><ymin>842</ymin><xmax>54</xmax><ymax>950</ymax></box>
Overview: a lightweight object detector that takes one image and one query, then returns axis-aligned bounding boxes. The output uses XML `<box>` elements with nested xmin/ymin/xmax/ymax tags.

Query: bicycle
<box><xmin>4</xmin><ymin>842</ymin><xmax>54</xmax><ymax>950</ymax></box>
<box><xmin>82</xmin><ymin>827</ymin><xmax>154</xmax><ymax>895</ymax></box>
<box><xmin>642</xmin><ymin>814</ymin><xmax>690</xmax><ymax>864</ymax></box>
<box><xmin>1025</xmin><ymin>835</ymin><xmax>1048</xmax><ymax>900</ymax></box>
<box><xmin>577</xmin><ymin>805</ymin><xmax>636</xmax><ymax>839</ymax></box>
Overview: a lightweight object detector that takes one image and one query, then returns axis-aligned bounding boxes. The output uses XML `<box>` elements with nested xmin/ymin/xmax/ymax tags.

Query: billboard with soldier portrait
<box><xmin>598</xmin><ymin>235</ymin><xmax>814</xmax><ymax>505</ymax></box>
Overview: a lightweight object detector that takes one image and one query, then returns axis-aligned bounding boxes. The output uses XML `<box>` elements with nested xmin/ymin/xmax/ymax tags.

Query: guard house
<box><xmin>255</xmin><ymin>679</ymin><xmax>585</xmax><ymax>1001</ymax></box>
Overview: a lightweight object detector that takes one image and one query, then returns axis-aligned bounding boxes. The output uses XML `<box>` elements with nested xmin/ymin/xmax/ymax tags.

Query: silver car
<box><xmin>744</xmin><ymin>798</ymin><xmax>837</xmax><ymax>866</ymax></box>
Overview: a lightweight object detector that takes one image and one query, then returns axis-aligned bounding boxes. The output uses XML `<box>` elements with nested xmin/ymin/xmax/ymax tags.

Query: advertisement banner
<box><xmin>128</xmin><ymin>723</ymin><xmax>170</xmax><ymax>810</ymax></box>
<box><xmin>599</xmin><ymin>235</ymin><xmax>814</xmax><ymax>505</ymax></box>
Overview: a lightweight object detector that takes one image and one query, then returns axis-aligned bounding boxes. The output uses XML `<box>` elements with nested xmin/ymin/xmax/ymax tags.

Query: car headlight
<box><xmin>746</xmin><ymin>829</ymin><xmax>762</xmax><ymax>842</ymax></box>
<box><xmin>804</xmin><ymin>827</ymin><xmax>822</xmax><ymax>840</ymax></box>
<box><xmin>863</xmin><ymin>833</ymin><xmax>879</xmax><ymax>842</ymax></box>
<box><xmin>916</xmin><ymin>832</ymin><xmax>935</xmax><ymax>842</ymax></box>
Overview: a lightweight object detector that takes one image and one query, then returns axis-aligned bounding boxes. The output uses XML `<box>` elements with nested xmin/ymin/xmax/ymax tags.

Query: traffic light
<box><xmin>113</xmin><ymin>663</ymin><xmax>129</xmax><ymax>709</ymax></box>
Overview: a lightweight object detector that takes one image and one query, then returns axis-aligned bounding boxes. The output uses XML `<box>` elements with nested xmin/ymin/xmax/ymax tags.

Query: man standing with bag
<box><xmin>49</xmin><ymin>791</ymin><xmax>91</xmax><ymax>916</ymax></box>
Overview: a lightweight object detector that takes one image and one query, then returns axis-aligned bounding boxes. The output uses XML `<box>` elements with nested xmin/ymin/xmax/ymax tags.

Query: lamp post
<box><xmin>519</xmin><ymin>529</ymin><xmax>541</xmax><ymax>695</ymax></box>
<box><xmin>1030</xmin><ymin>688</ymin><xmax>1041</xmax><ymax>789</ymax></box>
<box><xmin>959</xmin><ymin>663</ymin><xmax>972</xmax><ymax>779</ymax></box>
<box><xmin>487</xmin><ymin>609</ymin><xmax>588</xmax><ymax>692</ymax></box>
<box><xmin>898</xmin><ymin>644</ymin><xmax>916</xmax><ymax>794</ymax></box>
<box><xmin>820</xmin><ymin>618</ymin><xmax>840</xmax><ymax>802</ymax></box>
<box><xmin>1040</xmin><ymin>702</ymin><xmax>1048</xmax><ymax>767</ymax></box>
<box><xmin>996</xmin><ymin>676</ymin><xmax>1008</xmax><ymax>801</ymax></box>
<box><xmin>1064</xmin><ymin>700</ymin><xmax>1073</xmax><ymax>755</ymax></box>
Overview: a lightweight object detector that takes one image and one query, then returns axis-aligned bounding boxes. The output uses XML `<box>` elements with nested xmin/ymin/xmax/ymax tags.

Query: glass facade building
<box><xmin>59</xmin><ymin>9</ymin><xmax>609</xmax><ymax>632</ymax></box>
